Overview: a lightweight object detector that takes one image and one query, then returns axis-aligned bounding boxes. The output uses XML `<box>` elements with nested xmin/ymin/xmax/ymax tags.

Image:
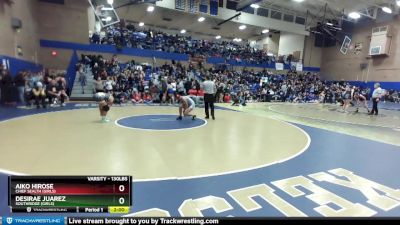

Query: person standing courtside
<box><xmin>202</xmin><ymin>75</ymin><xmax>217</xmax><ymax>120</ymax></box>
<box><xmin>369</xmin><ymin>83</ymin><xmax>385</xmax><ymax>116</ymax></box>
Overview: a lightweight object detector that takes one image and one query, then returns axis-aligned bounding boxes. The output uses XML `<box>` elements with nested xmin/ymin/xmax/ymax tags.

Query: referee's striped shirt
<box><xmin>202</xmin><ymin>80</ymin><xmax>216</xmax><ymax>94</ymax></box>
<box><xmin>372</xmin><ymin>87</ymin><xmax>385</xmax><ymax>98</ymax></box>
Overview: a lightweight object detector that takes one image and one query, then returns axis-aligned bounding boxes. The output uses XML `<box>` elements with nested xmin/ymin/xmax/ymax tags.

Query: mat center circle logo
<box><xmin>115</xmin><ymin>114</ymin><xmax>207</xmax><ymax>131</ymax></box>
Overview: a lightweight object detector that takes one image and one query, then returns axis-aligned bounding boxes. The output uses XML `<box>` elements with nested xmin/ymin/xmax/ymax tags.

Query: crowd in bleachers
<box><xmin>0</xmin><ymin>64</ymin><xmax>69</xmax><ymax>108</ymax></box>
<box><xmin>1</xmin><ymin>54</ymin><xmax>400</xmax><ymax>108</ymax></box>
<box><xmin>80</xmin><ymin>55</ymin><xmax>400</xmax><ymax>107</ymax></box>
<box><xmin>90</xmin><ymin>23</ymin><xmax>295</xmax><ymax>65</ymax></box>
<box><xmin>81</xmin><ymin>54</ymin><xmax>202</xmax><ymax>105</ymax></box>
<box><xmin>83</xmin><ymin>22</ymin><xmax>400</xmax><ymax>107</ymax></box>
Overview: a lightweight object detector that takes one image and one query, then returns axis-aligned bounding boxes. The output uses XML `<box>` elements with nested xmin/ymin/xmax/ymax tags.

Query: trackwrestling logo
<box><xmin>2</xmin><ymin>217</ymin><xmax>64</xmax><ymax>225</ymax></box>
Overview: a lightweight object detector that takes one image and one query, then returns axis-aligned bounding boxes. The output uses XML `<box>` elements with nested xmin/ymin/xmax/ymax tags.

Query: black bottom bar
<box><xmin>66</xmin><ymin>217</ymin><xmax>400</xmax><ymax>225</ymax></box>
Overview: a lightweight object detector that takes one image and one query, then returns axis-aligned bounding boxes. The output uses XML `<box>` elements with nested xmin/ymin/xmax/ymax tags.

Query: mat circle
<box><xmin>115</xmin><ymin>114</ymin><xmax>207</xmax><ymax>131</ymax></box>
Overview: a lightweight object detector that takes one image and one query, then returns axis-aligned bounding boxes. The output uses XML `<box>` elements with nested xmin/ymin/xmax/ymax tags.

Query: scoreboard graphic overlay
<box><xmin>8</xmin><ymin>176</ymin><xmax>132</xmax><ymax>213</ymax></box>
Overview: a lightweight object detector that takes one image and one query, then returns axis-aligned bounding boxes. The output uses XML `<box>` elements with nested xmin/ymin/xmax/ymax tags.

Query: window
<box><xmin>370</xmin><ymin>46</ymin><xmax>381</xmax><ymax>55</ymax></box>
<box><xmin>226</xmin><ymin>0</ymin><xmax>238</xmax><ymax>10</ymax></box>
<box><xmin>270</xmin><ymin>10</ymin><xmax>282</xmax><ymax>20</ymax></box>
<box><xmin>295</xmin><ymin>16</ymin><xmax>306</xmax><ymax>25</ymax></box>
<box><xmin>257</xmin><ymin>8</ymin><xmax>269</xmax><ymax>17</ymax></box>
<box><xmin>283</xmin><ymin>14</ymin><xmax>294</xmax><ymax>22</ymax></box>
<box><xmin>242</xmin><ymin>6</ymin><xmax>254</xmax><ymax>14</ymax></box>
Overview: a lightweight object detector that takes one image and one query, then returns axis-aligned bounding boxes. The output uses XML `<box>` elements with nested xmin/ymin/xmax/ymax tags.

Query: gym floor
<box><xmin>0</xmin><ymin>102</ymin><xmax>399</xmax><ymax>217</ymax></box>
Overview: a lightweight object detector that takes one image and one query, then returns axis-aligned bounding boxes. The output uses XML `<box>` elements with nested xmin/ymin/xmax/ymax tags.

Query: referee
<box><xmin>369</xmin><ymin>83</ymin><xmax>385</xmax><ymax>116</ymax></box>
<box><xmin>202</xmin><ymin>75</ymin><xmax>217</xmax><ymax>120</ymax></box>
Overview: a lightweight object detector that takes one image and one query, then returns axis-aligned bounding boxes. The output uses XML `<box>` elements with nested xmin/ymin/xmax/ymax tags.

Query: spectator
<box><xmin>94</xmin><ymin>76</ymin><xmax>104</xmax><ymax>93</ymax></box>
<box><xmin>160</xmin><ymin>78</ymin><xmax>168</xmax><ymax>105</ymax></box>
<box><xmin>46</xmin><ymin>79</ymin><xmax>59</xmax><ymax>106</ymax></box>
<box><xmin>104</xmin><ymin>77</ymin><xmax>114</xmax><ymax>93</ymax></box>
<box><xmin>0</xmin><ymin>69</ymin><xmax>14</xmax><ymax>105</ymax></box>
<box><xmin>184</xmin><ymin>78</ymin><xmax>192</xmax><ymax>96</ymax></box>
<box><xmin>56</xmin><ymin>76</ymin><xmax>69</xmax><ymax>106</ymax></box>
<box><xmin>77</xmin><ymin>64</ymin><xmax>87</xmax><ymax>94</ymax></box>
<box><xmin>223</xmin><ymin>93</ymin><xmax>231</xmax><ymax>103</ymax></box>
<box><xmin>14</xmin><ymin>71</ymin><xmax>26</xmax><ymax>105</ymax></box>
<box><xmin>131</xmin><ymin>91</ymin><xmax>143</xmax><ymax>104</ymax></box>
<box><xmin>32</xmin><ymin>82</ymin><xmax>46</xmax><ymax>109</ymax></box>
<box><xmin>143</xmin><ymin>91</ymin><xmax>152</xmax><ymax>104</ymax></box>
<box><xmin>177</xmin><ymin>79</ymin><xmax>185</xmax><ymax>96</ymax></box>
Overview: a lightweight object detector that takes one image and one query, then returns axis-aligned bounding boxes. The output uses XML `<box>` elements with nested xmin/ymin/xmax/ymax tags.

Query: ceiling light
<box><xmin>348</xmin><ymin>12</ymin><xmax>361</xmax><ymax>19</ymax></box>
<box><xmin>262</xmin><ymin>29</ymin><xmax>269</xmax><ymax>34</ymax></box>
<box><xmin>215</xmin><ymin>35</ymin><xmax>221</xmax><ymax>39</ymax></box>
<box><xmin>101</xmin><ymin>7</ymin><xmax>114</xmax><ymax>11</ymax></box>
<box><xmin>180</xmin><ymin>29</ymin><xmax>186</xmax><ymax>34</ymax></box>
<box><xmin>326</xmin><ymin>22</ymin><xmax>333</xmax><ymax>26</ymax></box>
<box><xmin>233</xmin><ymin>38</ymin><xmax>242</xmax><ymax>42</ymax></box>
<box><xmin>250</xmin><ymin>4</ymin><xmax>260</xmax><ymax>9</ymax></box>
<box><xmin>397</xmin><ymin>0</ymin><xmax>400</xmax><ymax>7</ymax></box>
<box><xmin>382</xmin><ymin>7</ymin><xmax>392</xmax><ymax>14</ymax></box>
<box><xmin>147</xmin><ymin>5</ymin><xmax>155</xmax><ymax>12</ymax></box>
<box><xmin>105</xmin><ymin>16</ymin><xmax>112</xmax><ymax>22</ymax></box>
<box><xmin>293</xmin><ymin>0</ymin><xmax>304</xmax><ymax>2</ymax></box>
<box><xmin>139</xmin><ymin>22</ymin><xmax>144</xmax><ymax>27</ymax></box>
<box><xmin>107</xmin><ymin>0</ymin><xmax>113</xmax><ymax>5</ymax></box>
<box><xmin>198</xmin><ymin>17</ymin><xmax>205</xmax><ymax>22</ymax></box>
<box><xmin>239</xmin><ymin>25</ymin><xmax>246</xmax><ymax>30</ymax></box>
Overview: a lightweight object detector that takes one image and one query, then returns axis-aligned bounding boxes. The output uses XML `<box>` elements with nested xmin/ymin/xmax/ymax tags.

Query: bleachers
<box><xmin>91</xmin><ymin>24</ymin><xmax>298</xmax><ymax>67</ymax></box>
<box><xmin>70</xmin><ymin>68</ymin><xmax>95</xmax><ymax>100</ymax></box>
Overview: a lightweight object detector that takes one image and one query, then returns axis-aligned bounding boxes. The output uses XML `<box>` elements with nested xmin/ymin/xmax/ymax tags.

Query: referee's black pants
<box><xmin>371</xmin><ymin>98</ymin><xmax>379</xmax><ymax>115</ymax></box>
<box><xmin>204</xmin><ymin>93</ymin><xmax>215</xmax><ymax>118</ymax></box>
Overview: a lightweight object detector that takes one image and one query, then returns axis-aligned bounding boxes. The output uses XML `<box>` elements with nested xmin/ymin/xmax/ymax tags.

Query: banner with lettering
<box><xmin>296</xmin><ymin>63</ymin><xmax>303</xmax><ymax>72</ymax></box>
<box><xmin>275</xmin><ymin>63</ymin><xmax>284</xmax><ymax>71</ymax></box>
<box><xmin>188</xmin><ymin>0</ymin><xmax>199</xmax><ymax>13</ymax></box>
<box><xmin>199</xmin><ymin>0</ymin><xmax>208</xmax><ymax>13</ymax></box>
<box><xmin>175</xmin><ymin>0</ymin><xmax>186</xmax><ymax>11</ymax></box>
<box><xmin>210</xmin><ymin>0</ymin><xmax>218</xmax><ymax>15</ymax></box>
